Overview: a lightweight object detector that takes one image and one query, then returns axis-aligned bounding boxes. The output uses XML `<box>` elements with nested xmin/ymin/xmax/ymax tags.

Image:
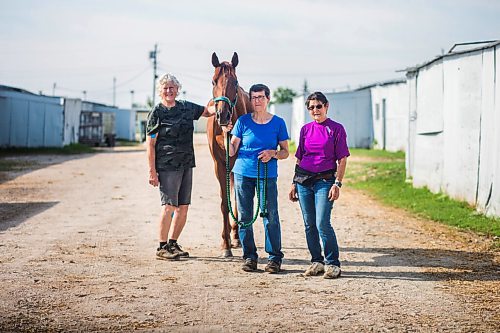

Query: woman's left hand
<box><xmin>328</xmin><ymin>184</ymin><xmax>340</xmax><ymax>201</ymax></box>
<box><xmin>258</xmin><ymin>150</ymin><xmax>275</xmax><ymax>163</ymax></box>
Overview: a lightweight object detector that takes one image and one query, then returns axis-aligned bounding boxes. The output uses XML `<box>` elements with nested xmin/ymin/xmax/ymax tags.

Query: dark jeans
<box><xmin>234</xmin><ymin>173</ymin><xmax>283</xmax><ymax>264</ymax></box>
<box><xmin>296</xmin><ymin>178</ymin><xmax>340</xmax><ymax>267</ymax></box>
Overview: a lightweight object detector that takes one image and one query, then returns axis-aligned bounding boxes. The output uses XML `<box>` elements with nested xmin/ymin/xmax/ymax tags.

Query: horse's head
<box><xmin>211</xmin><ymin>52</ymin><xmax>239</xmax><ymax>126</ymax></box>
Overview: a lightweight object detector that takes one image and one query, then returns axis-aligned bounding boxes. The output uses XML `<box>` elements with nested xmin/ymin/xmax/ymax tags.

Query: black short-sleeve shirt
<box><xmin>146</xmin><ymin>100</ymin><xmax>204</xmax><ymax>171</ymax></box>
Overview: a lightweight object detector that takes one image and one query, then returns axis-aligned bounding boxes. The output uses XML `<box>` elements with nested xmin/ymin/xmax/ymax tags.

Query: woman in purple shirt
<box><xmin>288</xmin><ymin>92</ymin><xmax>349</xmax><ymax>279</ymax></box>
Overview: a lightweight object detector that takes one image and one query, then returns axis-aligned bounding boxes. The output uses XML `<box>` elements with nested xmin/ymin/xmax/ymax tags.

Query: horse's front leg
<box><xmin>216</xmin><ymin>164</ymin><xmax>233</xmax><ymax>258</ymax></box>
<box><xmin>230</xmin><ymin>172</ymin><xmax>241</xmax><ymax>248</ymax></box>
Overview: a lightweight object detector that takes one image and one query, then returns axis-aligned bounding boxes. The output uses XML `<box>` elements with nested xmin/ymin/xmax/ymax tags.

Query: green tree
<box><xmin>272</xmin><ymin>87</ymin><xmax>297</xmax><ymax>104</ymax></box>
<box><xmin>146</xmin><ymin>96</ymin><xmax>154</xmax><ymax>109</ymax></box>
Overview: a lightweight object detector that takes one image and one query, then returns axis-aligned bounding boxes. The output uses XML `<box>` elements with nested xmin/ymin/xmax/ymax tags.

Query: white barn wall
<box><xmin>477</xmin><ymin>47</ymin><xmax>500</xmax><ymax>216</ymax></box>
<box><xmin>194</xmin><ymin>116</ymin><xmax>207</xmax><ymax>133</ymax></box>
<box><xmin>292</xmin><ymin>90</ymin><xmax>373</xmax><ymax>149</ymax></box>
<box><xmin>406</xmin><ymin>42</ymin><xmax>500</xmax><ymax>217</ymax></box>
<box><xmin>442</xmin><ymin>51</ymin><xmax>483</xmax><ymax>203</ymax></box>
<box><xmin>326</xmin><ymin>90</ymin><xmax>373</xmax><ymax>148</ymax></box>
<box><xmin>489</xmin><ymin>47</ymin><xmax>500</xmax><ymax>216</ymax></box>
<box><xmin>406</xmin><ymin>75</ymin><xmax>418</xmax><ymax>178</ymax></box>
<box><xmin>371</xmin><ymin>82</ymin><xmax>408</xmax><ymax>152</ymax></box>
<box><xmin>291</xmin><ymin>95</ymin><xmax>306</xmax><ymax>145</ymax></box>
<box><xmin>63</xmin><ymin>98</ymin><xmax>81</xmax><ymax>145</ymax></box>
<box><xmin>270</xmin><ymin>102</ymin><xmax>292</xmax><ymax>137</ymax></box>
<box><xmin>412</xmin><ymin>62</ymin><xmax>445</xmax><ymax>191</ymax></box>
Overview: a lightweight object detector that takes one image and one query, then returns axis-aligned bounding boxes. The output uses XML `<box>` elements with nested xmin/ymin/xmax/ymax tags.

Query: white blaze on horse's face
<box><xmin>250</xmin><ymin>92</ymin><xmax>269</xmax><ymax>113</ymax></box>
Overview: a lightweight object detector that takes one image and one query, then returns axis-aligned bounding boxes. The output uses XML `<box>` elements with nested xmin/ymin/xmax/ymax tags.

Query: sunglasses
<box><xmin>307</xmin><ymin>104</ymin><xmax>324</xmax><ymax>111</ymax></box>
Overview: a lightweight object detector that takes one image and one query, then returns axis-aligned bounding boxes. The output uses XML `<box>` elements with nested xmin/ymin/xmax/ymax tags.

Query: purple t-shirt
<box><xmin>295</xmin><ymin>118</ymin><xmax>350</xmax><ymax>173</ymax></box>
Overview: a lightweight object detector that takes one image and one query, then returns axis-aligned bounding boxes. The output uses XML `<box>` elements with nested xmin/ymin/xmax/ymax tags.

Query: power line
<box><xmin>54</xmin><ymin>65</ymin><xmax>151</xmax><ymax>94</ymax></box>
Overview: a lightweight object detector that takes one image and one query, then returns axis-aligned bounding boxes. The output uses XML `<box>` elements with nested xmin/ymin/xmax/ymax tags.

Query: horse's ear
<box><xmin>231</xmin><ymin>52</ymin><xmax>239</xmax><ymax>68</ymax></box>
<box><xmin>212</xmin><ymin>52</ymin><xmax>220</xmax><ymax>67</ymax></box>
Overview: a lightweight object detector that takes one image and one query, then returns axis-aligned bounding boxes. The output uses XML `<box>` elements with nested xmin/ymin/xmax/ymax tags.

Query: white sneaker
<box><xmin>323</xmin><ymin>265</ymin><xmax>341</xmax><ymax>279</ymax></box>
<box><xmin>304</xmin><ymin>262</ymin><xmax>325</xmax><ymax>276</ymax></box>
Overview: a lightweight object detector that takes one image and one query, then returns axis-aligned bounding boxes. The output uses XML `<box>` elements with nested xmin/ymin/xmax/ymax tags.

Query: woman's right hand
<box><xmin>221</xmin><ymin>121</ymin><xmax>233</xmax><ymax>133</ymax></box>
<box><xmin>149</xmin><ymin>171</ymin><xmax>159</xmax><ymax>187</ymax></box>
<box><xmin>288</xmin><ymin>184</ymin><xmax>298</xmax><ymax>202</ymax></box>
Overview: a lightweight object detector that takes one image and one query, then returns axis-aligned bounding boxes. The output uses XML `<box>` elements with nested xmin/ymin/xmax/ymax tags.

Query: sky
<box><xmin>1</xmin><ymin>0</ymin><xmax>499</xmax><ymax>109</ymax></box>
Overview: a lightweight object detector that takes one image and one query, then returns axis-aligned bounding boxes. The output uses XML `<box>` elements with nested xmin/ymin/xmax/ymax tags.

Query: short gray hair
<box><xmin>157</xmin><ymin>73</ymin><xmax>182</xmax><ymax>95</ymax></box>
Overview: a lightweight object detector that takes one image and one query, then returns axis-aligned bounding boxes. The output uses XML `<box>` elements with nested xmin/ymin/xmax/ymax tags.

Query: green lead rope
<box><xmin>225</xmin><ymin>134</ymin><xmax>268</xmax><ymax>228</ymax></box>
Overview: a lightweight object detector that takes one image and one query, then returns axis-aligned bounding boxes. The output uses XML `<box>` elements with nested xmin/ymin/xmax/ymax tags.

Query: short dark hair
<box><xmin>249</xmin><ymin>84</ymin><xmax>270</xmax><ymax>99</ymax></box>
<box><xmin>305</xmin><ymin>91</ymin><xmax>329</xmax><ymax>107</ymax></box>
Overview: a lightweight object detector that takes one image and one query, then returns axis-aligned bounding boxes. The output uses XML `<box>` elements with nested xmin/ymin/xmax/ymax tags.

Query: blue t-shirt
<box><xmin>231</xmin><ymin>114</ymin><xmax>289</xmax><ymax>178</ymax></box>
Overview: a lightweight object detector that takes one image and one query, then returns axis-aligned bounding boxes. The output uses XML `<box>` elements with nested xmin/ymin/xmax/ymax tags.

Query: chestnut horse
<box><xmin>207</xmin><ymin>52</ymin><xmax>253</xmax><ymax>257</ymax></box>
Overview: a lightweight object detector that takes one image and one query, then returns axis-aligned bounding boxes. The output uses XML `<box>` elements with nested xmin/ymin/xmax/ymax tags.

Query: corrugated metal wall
<box><xmin>115</xmin><ymin>109</ymin><xmax>136</xmax><ymax>141</ymax></box>
<box><xmin>406</xmin><ymin>44</ymin><xmax>500</xmax><ymax>217</ymax></box>
<box><xmin>0</xmin><ymin>88</ymin><xmax>64</xmax><ymax>147</ymax></box>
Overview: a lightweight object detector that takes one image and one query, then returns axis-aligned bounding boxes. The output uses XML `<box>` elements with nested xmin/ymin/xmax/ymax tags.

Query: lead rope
<box><xmin>225</xmin><ymin>134</ymin><xmax>268</xmax><ymax>228</ymax></box>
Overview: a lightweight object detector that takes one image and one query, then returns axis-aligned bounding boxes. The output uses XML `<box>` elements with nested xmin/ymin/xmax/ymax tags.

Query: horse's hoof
<box><xmin>222</xmin><ymin>249</ymin><xmax>233</xmax><ymax>258</ymax></box>
<box><xmin>231</xmin><ymin>239</ymin><xmax>241</xmax><ymax>248</ymax></box>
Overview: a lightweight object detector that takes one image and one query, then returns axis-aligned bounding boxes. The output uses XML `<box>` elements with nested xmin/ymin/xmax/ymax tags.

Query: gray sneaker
<box><xmin>170</xmin><ymin>243</ymin><xmax>189</xmax><ymax>257</ymax></box>
<box><xmin>156</xmin><ymin>245</ymin><xmax>180</xmax><ymax>260</ymax></box>
<box><xmin>304</xmin><ymin>262</ymin><xmax>325</xmax><ymax>276</ymax></box>
<box><xmin>242</xmin><ymin>258</ymin><xmax>258</xmax><ymax>272</ymax></box>
<box><xmin>264</xmin><ymin>260</ymin><xmax>281</xmax><ymax>274</ymax></box>
<box><xmin>323</xmin><ymin>265</ymin><xmax>341</xmax><ymax>279</ymax></box>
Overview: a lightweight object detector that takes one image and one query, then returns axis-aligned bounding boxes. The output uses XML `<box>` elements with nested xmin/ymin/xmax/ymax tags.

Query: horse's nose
<box><xmin>216</xmin><ymin>112</ymin><xmax>220</xmax><ymax>120</ymax></box>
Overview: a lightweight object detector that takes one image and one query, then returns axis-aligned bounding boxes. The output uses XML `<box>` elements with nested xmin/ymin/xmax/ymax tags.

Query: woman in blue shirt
<box><xmin>223</xmin><ymin>84</ymin><xmax>289</xmax><ymax>273</ymax></box>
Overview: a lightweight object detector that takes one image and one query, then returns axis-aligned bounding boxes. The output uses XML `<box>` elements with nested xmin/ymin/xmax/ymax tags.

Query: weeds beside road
<box><xmin>348</xmin><ymin>148</ymin><xmax>500</xmax><ymax>244</ymax></box>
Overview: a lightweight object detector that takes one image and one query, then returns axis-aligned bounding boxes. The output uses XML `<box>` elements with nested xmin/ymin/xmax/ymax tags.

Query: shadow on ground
<box><xmin>281</xmin><ymin>246</ymin><xmax>498</xmax><ymax>282</ymax></box>
<box><xmin>0</xmin><ymin>201</ymin><xmax>59</xmax><ymax>232</ymax></box>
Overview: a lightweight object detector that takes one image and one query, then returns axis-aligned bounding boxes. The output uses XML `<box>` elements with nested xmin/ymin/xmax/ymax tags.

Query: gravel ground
<box><xmin>0</xmin><ymin>134</ymin><xmax>498</xmax><ymax>332</ymax></box>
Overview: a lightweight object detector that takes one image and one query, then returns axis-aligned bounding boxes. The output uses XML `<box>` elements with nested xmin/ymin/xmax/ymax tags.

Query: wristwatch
<box><xmin>334</xmin><ymin>180</ymin><xmax>342</xmax><ymax>188</ymax></box>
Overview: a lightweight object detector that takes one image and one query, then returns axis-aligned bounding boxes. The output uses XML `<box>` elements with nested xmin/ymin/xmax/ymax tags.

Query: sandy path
<box><xmin>0</xmin><ymin>134</ymin><xmax>498</xmax><ymax>332</ymax></box>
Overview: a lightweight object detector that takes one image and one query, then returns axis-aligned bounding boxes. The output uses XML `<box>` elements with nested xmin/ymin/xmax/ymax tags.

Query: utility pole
<box><xmin>113</xmin><ymin>77</ymin><xmax>116</xmax><ymax>106</ymax></box>
<box><xmin>52</xmin><ymin>82</ymin><xmax>56</xmax><ymax>96</ymax></box>
<box><xmin>130</xmin><ymin>90</ymin><xmax>135</xmax><ymax>108</ymax></box>
<box><xmin>149</xmin><ymin>43</ymin><xmax>158</xmax><ymax>106</ymax></box>
<box><xmin>82</xmin><ymin>90</ymin><xmax>87</xmax><ymax>101</ymax></box>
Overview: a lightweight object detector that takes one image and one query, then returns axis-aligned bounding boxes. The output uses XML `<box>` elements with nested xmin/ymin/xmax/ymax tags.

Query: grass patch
<box><xmin>350</xmin><ymin>148</ymin><xmax>405</xmax><ymax>160</ymax></box>
<box><xmin>288</xmin><ymin>140</ymin><xmax>297</xmax><ymax>154</ymax></box>
<box><xmin>0</xmin><ymin>143</ymin><xmax>97</xmax><ymax>157</ymax></box>
<box><xmin>116</xmin><ymin>139</ymin><xmax>140</xmax><ymax>147</ymax></box>
<box><xmin>0</xmin><ymin>159</ymin><xmax>39</xmax><ymax>172</ymax></box>
<box><xmin>348</xmin><ymin>150</ymin><xmax>500</xmax><ymax>238</ymax></box>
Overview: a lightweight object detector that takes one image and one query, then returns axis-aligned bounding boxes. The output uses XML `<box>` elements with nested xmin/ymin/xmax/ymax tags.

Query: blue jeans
<box><xmin>234</xmin><ymin>173</ymin><xmax>283</xmax><ymax>264</ymax></box>
<box><xmin>296</xmin><ymin>179</ymin><xmax>340</xmax><ymax>267</ymax></box>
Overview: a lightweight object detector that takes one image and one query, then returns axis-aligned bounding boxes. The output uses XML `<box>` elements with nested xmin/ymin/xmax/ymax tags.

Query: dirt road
<box><xmin>1</xmin><ymin>134</ymin><xmax>499</xmax><ymax>332</ymax></box>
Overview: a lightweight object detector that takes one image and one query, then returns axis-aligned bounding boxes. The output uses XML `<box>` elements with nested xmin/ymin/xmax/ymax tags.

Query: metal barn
<box><xmin>406</xmin><ymin>41</ymin><xmax>500</xmax><ymax>217</ymax></box>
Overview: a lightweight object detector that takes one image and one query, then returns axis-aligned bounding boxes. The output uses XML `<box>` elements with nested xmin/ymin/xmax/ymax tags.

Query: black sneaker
<box><xmin>242</xmin><ymin>258</ymin><xmax>258</xmax><ymax>272</ymax></box>
<box><xmin>264</xmin><ymin>260</ymin><xmax>281</xmax><ymax>274</ymax></box>
<box><xmin>156</xmin><ymin>245</ymin><xmax>180</xmax><ymax>260</ymax></box>
<box><xmin>170</xmin><ymin>243</ymin><xmax>189</xmax><ymax>258</ymax></box>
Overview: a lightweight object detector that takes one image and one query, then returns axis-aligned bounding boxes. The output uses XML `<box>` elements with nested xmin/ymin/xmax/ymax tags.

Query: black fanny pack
<box><xmin>293</xmin><ymin>165</ymin><xmax>335</xmax><ymax>186</ymax></box>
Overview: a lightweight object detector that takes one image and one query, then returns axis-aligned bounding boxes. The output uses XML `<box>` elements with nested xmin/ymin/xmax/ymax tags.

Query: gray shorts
<box><xmin>158</xmin><ymin>168</ymin><xmax>193</xmax><ymax>206</ymax></box>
